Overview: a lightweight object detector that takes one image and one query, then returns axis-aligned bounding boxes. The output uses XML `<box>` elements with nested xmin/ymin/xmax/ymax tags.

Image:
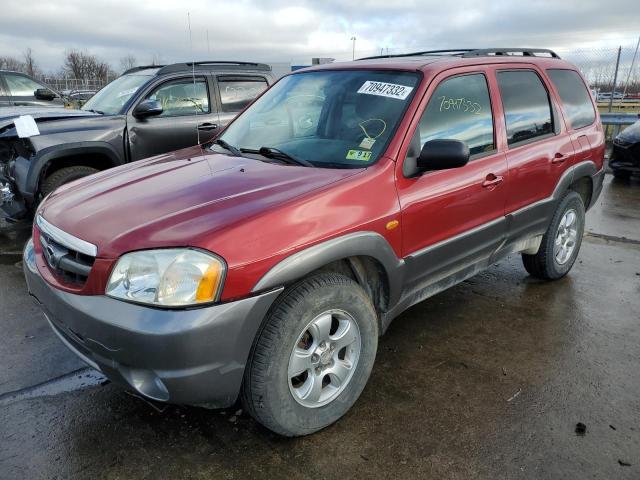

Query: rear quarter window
<box><xmin>546</xmin><ymin>69</ymin><xmax>596</xmax><ymax>130</ymax></box>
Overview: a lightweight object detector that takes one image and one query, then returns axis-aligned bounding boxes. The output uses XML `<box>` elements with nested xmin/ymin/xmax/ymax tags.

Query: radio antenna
<box><xmin>187</xmin><ymin>12</ymin><xmax>200</xmax><ymax>145</ymax></box>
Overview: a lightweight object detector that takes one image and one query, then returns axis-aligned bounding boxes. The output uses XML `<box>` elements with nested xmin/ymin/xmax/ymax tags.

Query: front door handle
<box><xmin>197</xmin><ymin>122</ymin><xmax>218</xmax><ymax>131</ymax></box>
<box><xmin>552</xmin><ymin>152</ymin><xmax>567</xmax><ymax>164</ymax></box>
<box><xmin>482</xmin><ymin>174</ymin><xmax>503</xmax><ymax>188</ymax></box>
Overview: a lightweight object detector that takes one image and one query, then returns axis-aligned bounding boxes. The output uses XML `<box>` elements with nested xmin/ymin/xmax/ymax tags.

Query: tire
<box><xmin>241</xmin><ymin>273</ymin><xmax>378</xmax><ymax>436</ymax></box>
<box><xmin>41</xmin><ymin>166</ymin><xmax>99</xmax><ymax>198</ymax></box>
<box><xmin>522</xmin><ymin>191</ymin><xmax>585</xmax><ymax>280</ymax></box>
<box><xmin>612</xmin><ymin>168</ymin><xmax>631</xmax><ymax>179</ymax></box>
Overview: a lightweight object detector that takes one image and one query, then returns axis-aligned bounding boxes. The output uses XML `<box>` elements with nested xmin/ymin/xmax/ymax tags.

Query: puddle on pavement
<box><xmin>0</xmin><ymin>368</ymin><xmax>107</xmax><ymax>407</ymax></box>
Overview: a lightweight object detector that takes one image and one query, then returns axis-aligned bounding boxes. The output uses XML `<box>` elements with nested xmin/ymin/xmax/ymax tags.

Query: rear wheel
<box><xmin>241</xmin><ymin>273</ymin><xmax>378</xmax><ymax>436</ymax></box>
<box><xmin>41</xmin><ymin>166</ymin><xmax>99</xmax><ymax>198</ymax></box>
<box><xmin>522</xmin><ymin>191</ymin><xmax>585</xmax><ymax>280</ymax></box>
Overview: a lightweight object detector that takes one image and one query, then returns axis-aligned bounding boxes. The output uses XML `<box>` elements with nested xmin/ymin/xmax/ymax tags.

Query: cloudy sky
<box><xmin>1</xmin><ymin>0</ymin><xmax>638</xmax><ymax>72</ymax></box>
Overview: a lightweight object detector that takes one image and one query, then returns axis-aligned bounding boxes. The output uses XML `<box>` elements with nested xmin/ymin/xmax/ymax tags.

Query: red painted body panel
<box><xmin>34</xmin><ymin>55</ymin><xmax>606</xmax><ymax>303</ymax></box>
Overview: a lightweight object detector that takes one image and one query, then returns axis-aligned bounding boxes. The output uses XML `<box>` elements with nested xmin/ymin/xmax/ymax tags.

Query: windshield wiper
<box><xmin>213</xmin><ymin>139</ymin><xmax>242</xmax><ymax>157</ymax></box>
<box><xmin>240</xmin><ymin>146</ymin><xmax>315</xmax><ymax>168</ymax></box>
<box><xmin>85</xmin><ymin>109</ymin><xmax>105</xmax><ymax>114</ymax></box>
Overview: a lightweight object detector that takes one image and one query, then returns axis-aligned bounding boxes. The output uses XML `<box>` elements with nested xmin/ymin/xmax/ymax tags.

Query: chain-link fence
<box><xmin>41</xmin><ymin>76</ymin><xmax>114</xmax><ymax>93</ymax></box>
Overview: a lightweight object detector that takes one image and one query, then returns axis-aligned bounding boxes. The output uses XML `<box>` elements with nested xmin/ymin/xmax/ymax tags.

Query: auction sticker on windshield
<box><xmin>357</xmin><ymin>81</ymin><xmax>413</xmax><ymax>100</ymax></box>
<box><xmin>346</xmin><ymin>150</ymin><xmax>372</xmax><ymax>161</ymax></box>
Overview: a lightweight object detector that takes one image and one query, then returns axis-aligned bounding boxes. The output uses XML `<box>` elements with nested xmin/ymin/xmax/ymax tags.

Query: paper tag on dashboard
<box><xmin>357</xmin><ymin>81</ymin><xmax>413</xmax><ymax>100</ymax></box>
<box><xmin>359</xmin><ymin>137</ymin><xmax>376</xmax><ymax>149</ymax></box>
<box><xmin>13</xmin><ymin>115</ymin><xmax>40</xmax><ymax>138</ymax></box>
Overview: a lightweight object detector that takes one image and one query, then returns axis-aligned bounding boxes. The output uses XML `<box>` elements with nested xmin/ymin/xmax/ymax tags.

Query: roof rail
<box><xmin>357</xmin><ymin>48</ymin><xmax>560</xmax><ymax>61</ymax></box>
<box><xmin>156</xmin><ymin>61</ymin><xmax>272</xmax><ymax>75</ymax></box>
<box><xmin>359</xmin><ymin>49</ymin><xmax>474</xmax><ymax>60</ymax></box>
<box><xmin>462</xmin><ymin>48</ymin><xmax>560</xmax><ymax>58</ymax></box>
<box><xmin>122</xmin><ymin>65</ymin><xmax>165</xmax><ymax>75</ymax></box>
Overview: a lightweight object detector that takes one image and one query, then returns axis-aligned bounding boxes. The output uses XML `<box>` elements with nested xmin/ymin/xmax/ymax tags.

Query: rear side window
<box><xmin>418</xmin><ymin>73</ymin><xmax>494</xmax><ymax>156</ymax></box>
<box><xmin>218</xmin><ymin>77</ymin><xmax>268</xmax><ymax>112</ymax></box>
<box><xmin>497</xmin><ymin>71</ymin><xmax>553</xmax><ymax>146</ymax></box>
<box><xmin>547</xmin><ymin>69</ymin><xmax>595</xmax><ymax>129</ymax></box>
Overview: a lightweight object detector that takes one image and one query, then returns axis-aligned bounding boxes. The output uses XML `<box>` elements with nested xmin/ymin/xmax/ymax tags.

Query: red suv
<box><xmin>24</xmin><ymin>48</ymin><xmax>605</xmax><ymax>436</ymax></box>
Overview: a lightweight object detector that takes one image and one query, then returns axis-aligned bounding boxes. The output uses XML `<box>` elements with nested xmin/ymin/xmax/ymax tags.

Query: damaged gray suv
<box><xmin>0</xmin><ymin>61</ymin><xmax>274</xmax><ymax>220</ymax></box>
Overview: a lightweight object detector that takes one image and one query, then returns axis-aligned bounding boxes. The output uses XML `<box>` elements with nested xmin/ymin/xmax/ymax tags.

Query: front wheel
<box><xmin>40</xmin><ymin>166</ymin><xmax>99</xmax><ymax>198</ymax></box>
<box><xmin>522</xmin><ymin>191</ymin><xmax>585</xmax><ymax>280</ymax></box>
<box><xmin>241</xmin><ymin>273</ymin><xmax>378</xmax><ymax>436</ymax></box>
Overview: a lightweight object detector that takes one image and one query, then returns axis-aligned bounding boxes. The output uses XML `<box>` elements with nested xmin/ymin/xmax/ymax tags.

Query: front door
<box><xmin>127</xmin><ymin>75</ymin><xmax>219</xmax><ymax>161</ymax></box>
<box><xmin>396</xmin><ymin>68</ymin><xmax>508</xmax><ymax>293</ymax></box>
<box><xmin>3</xmin><ymin>72</ymin><xmax>61</xmax><ymax>107</ymax></box>
<box><xmin>0</xmin><ymin>76</ymin><xmax>10</xmax><ymax>107</ymax></box>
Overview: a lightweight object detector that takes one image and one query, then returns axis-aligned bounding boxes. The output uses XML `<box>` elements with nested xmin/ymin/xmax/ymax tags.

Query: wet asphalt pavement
<box><xmin>1</xmin><ymin>175</ymin><xmax>639</xmax><ymax>479</ymax></box>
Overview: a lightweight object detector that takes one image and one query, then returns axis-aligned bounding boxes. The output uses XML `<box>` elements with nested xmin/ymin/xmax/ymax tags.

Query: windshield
<box><xmin>82</xmin><ymin>74</ymin><xmax>152</xmax><ymax>115</ymax></box>
<box><xmin>216</xmin><ymin>70</ymin><xmax>420</xmax><ymax>168</ymax></box>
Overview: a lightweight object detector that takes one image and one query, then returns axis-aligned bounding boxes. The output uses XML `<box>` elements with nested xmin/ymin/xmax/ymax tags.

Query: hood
<box><xmin>39</xmin><ymin>147</ymin><xmax>362</xmax><ymax>258</ymax></box>
<box><xmin>617</xmin><ymin>119</ymin><xmax>640</xmax><ymax>143</ymax></box>
<box><xmin>0</xmin><ymin>106</ymin><xmax>100</xmax><ymax>136</ymax></box>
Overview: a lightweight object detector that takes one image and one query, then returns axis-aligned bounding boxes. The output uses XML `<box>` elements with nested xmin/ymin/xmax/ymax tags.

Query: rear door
<box><xmin>127</xmin><ymin>75</ymin><xmax>219</xmax><ymax>160</ymax></box>
<box><xmin>214</xmin><ymin>75</ymin><xmax>269</xmax><ymax>126</ymax></box>
<box><xmin>493</xmin><ymin>66</ymin><xmax>575</xmax><ymax>241</ymax></box>
<box><xmin>545</xmin><ymin>69</ymin><xmax>602</xmax><ymax>170</ymax></box>
<box><xmin>396</xmin><ymin>67</ymin><xmax>508</xmax><ymax>292</ymax></box>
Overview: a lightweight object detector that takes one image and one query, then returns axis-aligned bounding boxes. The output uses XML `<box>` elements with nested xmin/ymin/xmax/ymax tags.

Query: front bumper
<box><xmin>24</xmin><ymin>242</ymin><xmax>282</xmax><ymax>407</ymax></box>
<box><xmin>609</xmin><ymin>142</ymin><xmax>640</xmax><ymax>173</ymax></box>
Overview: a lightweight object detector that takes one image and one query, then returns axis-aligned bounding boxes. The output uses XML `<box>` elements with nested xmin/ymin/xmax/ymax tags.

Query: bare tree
<box><xmin>63</xmin><ymin>49</ymin><xmax>115</xmax><ymax>82</ymax></box>
<box><xmin>119</xmin><ymin>54</ymin><xmax>136</xmax><ymax>73</ymax></box>
<box><xmin>0</xmin><ymin>56</ymin><xmax>24</xmax><ymax>72</ymax></box>
<box><xmin>23</xmin><ymin>48</ymin><xmax>38</xmax><ymax>77</ymax></box>
<box><xmin>150</xmin><ymin>54</ymin><xmax>163</xmax><ymax>66</ymax></box>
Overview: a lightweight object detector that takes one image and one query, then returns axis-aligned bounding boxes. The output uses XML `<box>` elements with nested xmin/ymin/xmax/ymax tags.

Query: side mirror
<box><xmin>133</xmin><ymin>99</ymin><xmax>163</xmax><ymax>118</ymax></box>
<box><xmin>416</xmin><ymin>139</ymin><xmax>470</xmax><ymax>172</ymax></box>
<box><xmin>35</xmin><ymin>88</ymin><xmax>56</xmax><ymax>101</ymax></box>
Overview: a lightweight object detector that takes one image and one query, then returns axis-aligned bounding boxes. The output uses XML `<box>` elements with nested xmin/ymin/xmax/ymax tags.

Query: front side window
<box><xmin>217</xmin><ymin>70</ymin><xmax>420</xmax><ymax>168</ymax></box>
<box><xmin>145</xmin><ymin>78</ymin><xmax>210</xmax><ymax>117</ymax></box>
<box><xmin>547</xmin><ymin>69</ymin><xmax>595</xmax><ymax>130</ymax></box>
<box><xmin>418</xmin><ymin>73</ymin><xmax>494</xmax><ymax>156</ymax></box>
<box><xmin>4</xmin><ymin>73</ymin><xmax>47</xmax><ymax>96</ymax></box>
<box><xmin>218</xmin><ymin>77</ymin><xmax>268</xmax><ymax>112</ymax></box>
<box><xmin>497</xmin><ymin>70</ymin><xmax>553</xmax><ymax>146</ymax></box>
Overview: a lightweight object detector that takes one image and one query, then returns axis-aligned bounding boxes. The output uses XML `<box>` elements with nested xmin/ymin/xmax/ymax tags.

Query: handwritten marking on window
<box><xmin>438</xmin><ymin>96</ymin><xmax>482</xmax><ymax>114</ymax></box>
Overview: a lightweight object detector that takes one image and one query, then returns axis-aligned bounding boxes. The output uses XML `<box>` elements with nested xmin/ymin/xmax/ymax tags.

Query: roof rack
<box><xmin>157</xmin><ymin>61</ymin><xmax>272</xmax><ymax>75</ymax></box>
<box><xmin>358</xmin><ymin>48</ymin><xmax>560</xmax><ymax>61</ymax></box>
<box><xmin>122</xmin><ymin>65</ymin><xmax>165</xmax><ymax>75</ymax></box>
<box><xmin>122</xmin><ymin>61</ymin><xmax>272</xmax><ymax>76</ymax></box>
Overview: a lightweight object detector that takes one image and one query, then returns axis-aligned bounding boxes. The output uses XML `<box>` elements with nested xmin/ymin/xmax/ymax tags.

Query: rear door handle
<box><xmin>197</xmin><ymin>122</ymin><xmax>218</xmax><ymax>131</ymax></box>
<box><xmin>552</xmin><ymin>152</ymin><xmax>567</xmax><ymax>164</ymax></box>
<box><xmin>482</xmin><ymin>174</ymin><xmax>503</xmax><ymax>188</ymax></box>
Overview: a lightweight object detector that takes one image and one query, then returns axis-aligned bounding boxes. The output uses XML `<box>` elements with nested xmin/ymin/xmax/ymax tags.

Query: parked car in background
<box><xmin>0</xmin><ymin>70</ymin><xmax>64</xmax><ymax>107</ymax></box>
<box><xmin>62</xmin><ymin>89</ymin><xmax>97</xmax><ymax>108</ymax></box>
<box><xmin>0</xmin><ymin>61</ymin><xmax>274</xmax><ymax>220</ymax></box>
<box><xmin>610</xmin><ymin>118</ymin><xmax>640</xmax><ymax>178</ymax></box>
<box><xmin>24</xmin><ymin>48</ymin><xmax>605</xmax><ymax>436</ymax></box>
<box><xmin>597</xmin><ymin>91</ymin><xmax>624</xmax><ymax>102</ymax></box>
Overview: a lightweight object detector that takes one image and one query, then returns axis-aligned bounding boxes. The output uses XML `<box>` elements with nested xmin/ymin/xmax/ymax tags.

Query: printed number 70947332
<box><xmin>438</xmin><ymin>96</ymin><xmax>482</xmax><ymax>114</ymax></box>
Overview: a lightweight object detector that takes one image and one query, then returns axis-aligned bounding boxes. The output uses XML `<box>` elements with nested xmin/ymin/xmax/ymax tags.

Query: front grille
<box><xmin>39</xmin><ymin>230</ymin><xmax>95</xmax><ymax>286</ymax></box>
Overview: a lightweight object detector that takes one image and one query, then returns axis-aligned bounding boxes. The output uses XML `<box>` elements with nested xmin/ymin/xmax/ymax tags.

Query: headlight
<box><xmin>106</xmin><ymin>249</ymin><xmax>225</xmax><ymax>307</ymax></box>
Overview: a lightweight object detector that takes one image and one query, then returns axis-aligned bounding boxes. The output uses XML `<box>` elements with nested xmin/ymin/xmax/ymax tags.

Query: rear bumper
<box><xmin>24</xmin><ymin>241</ymin><xmax>282</xmax><ymax>407</ymax></box>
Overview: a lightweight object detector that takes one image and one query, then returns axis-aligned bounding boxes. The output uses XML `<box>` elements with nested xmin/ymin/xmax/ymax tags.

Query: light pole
<box><xmin>351</xmin><ymin>36</ymin><xmax>356</xmax><ymax>61</ymax></box>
